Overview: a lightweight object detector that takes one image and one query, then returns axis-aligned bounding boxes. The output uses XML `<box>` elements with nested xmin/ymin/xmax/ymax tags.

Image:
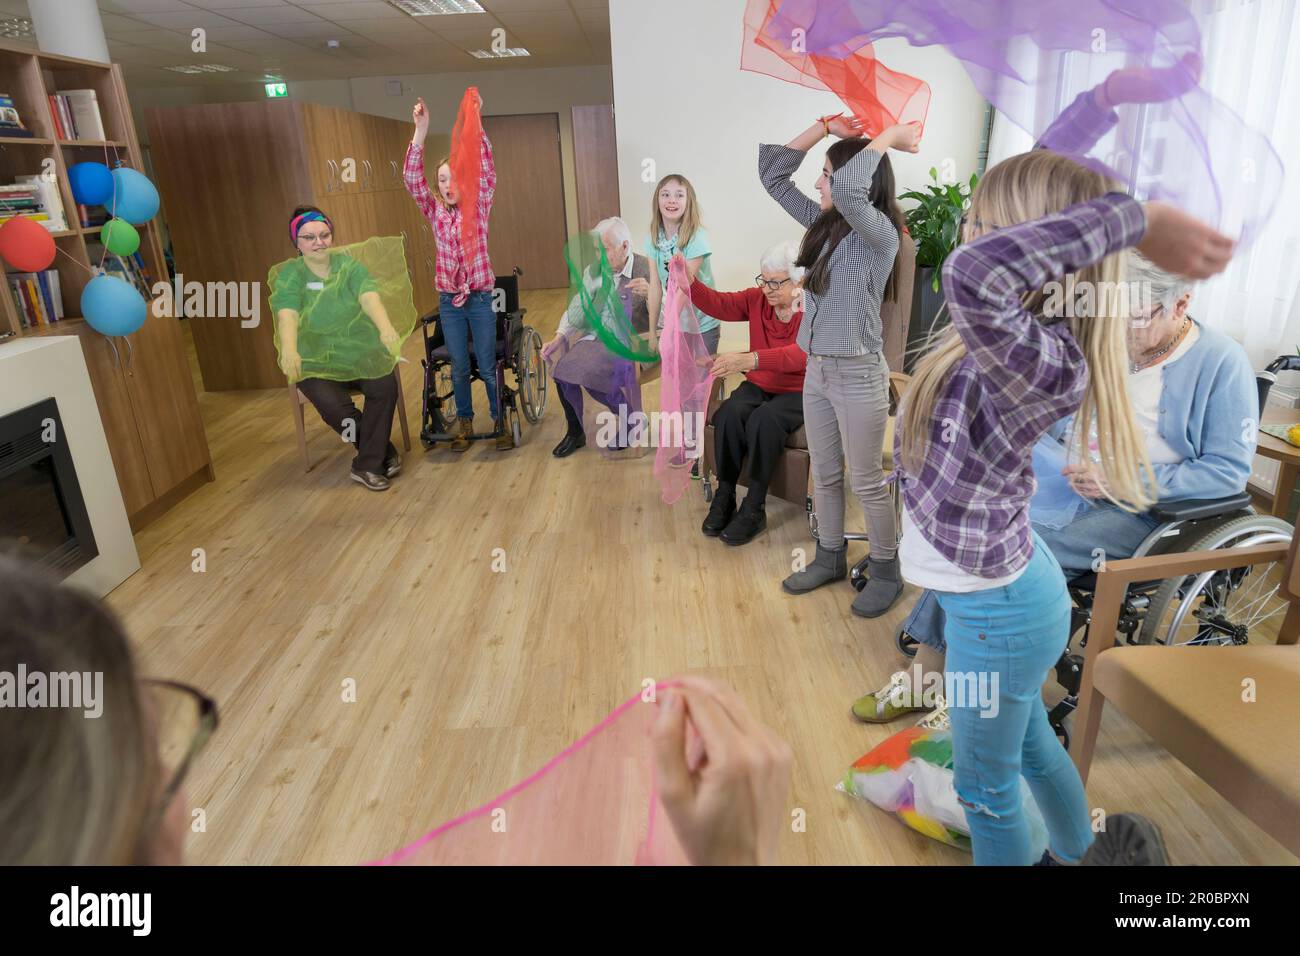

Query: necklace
<box><xmin>1131</xmin><ymin>318</ymin><xmax>1190</xmax><ymax>373</ymax></box>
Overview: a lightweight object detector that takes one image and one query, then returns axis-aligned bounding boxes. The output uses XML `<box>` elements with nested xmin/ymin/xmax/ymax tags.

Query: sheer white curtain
<box><xmin>984</xmin><ymin>0</ymin><xmax>1300</xmax><ymax>369</ymax></box>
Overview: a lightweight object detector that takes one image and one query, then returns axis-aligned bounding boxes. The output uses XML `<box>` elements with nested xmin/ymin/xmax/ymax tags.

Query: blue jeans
<box><xmin>934</xmin><ymin>534</ymin><xmax>1094</xmax><ymax>865</ymax></box>
<box><xmin>440</xmin><ymin>291</ymin><xmax>499</xmax><ymax>420</ymax></box>
<box><xmin>903</xmin><ymin>502</ymin><xmax>1162</xmax><ymax>654</ymax></box>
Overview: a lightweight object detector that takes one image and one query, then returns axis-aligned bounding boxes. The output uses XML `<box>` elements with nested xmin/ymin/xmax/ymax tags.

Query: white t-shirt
<box><xmin>899</xmin><ymin>504</ymin><xmax>1027</xmax><ymax>594</ymax></box>
<box><xmin>1130</xmin><ymin>323</ymin><xmax>1199</xmax><ymax>466</ymax></box>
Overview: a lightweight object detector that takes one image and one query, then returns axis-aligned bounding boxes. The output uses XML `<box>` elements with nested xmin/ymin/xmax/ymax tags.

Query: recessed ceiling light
<box><xmin>163</xmin><ymin>64</ymin><xmax>237</xmax><ymax>74</ymax></box>
<box><xmin>387</xmin><ymin>0</ymin><xmax>485</xmax><ymax>15</ymax></box>
<box><xmin>469</xmin><ymin>48</ymin><xmax>530</xmax><ymax>58</ymax></box>
<box><xmin>0</xmin><ymin>16</ymin><xmax>32</xmax><ymax>39</ymax></box>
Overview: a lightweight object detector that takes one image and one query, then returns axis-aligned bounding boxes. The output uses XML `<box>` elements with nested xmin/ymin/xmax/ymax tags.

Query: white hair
<box><xmin>1126</xmin><ymin>250</ymin><xmax>1194</xmax><ymax>313</ymax></box>
<box><xmin>593</xmin><ymin>216</ymin><xmax>632</xmax><ymax>251</ymax></box>
<box><xmin>759</xmin><ymin>240</ymin><xmax>805</xmax><ymax>283</ymax></box>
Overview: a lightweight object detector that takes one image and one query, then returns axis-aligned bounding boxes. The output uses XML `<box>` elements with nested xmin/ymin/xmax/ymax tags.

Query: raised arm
<box><xmin>758</xmin><ymin>143</ymin><xmax>821</xmax><ymax>229</ymax></box>
<box><xmin>478</xmin><ymin>128</ymin><xmax>496</xmax><ymax>215</ymax></box>
<box><xmin>829</xmin><ymin>144</ymin><xmax>900</xmax><ymax>257</ymax></box>
<box><xmin>404</xmin><ymin>97</ymin><xmax>439</xmax><ymax>222</ymax></box>
<box><xmin>941</xmin><ymin>193</ymin><xmax>1146</xmax><ymax>410</ymax></box>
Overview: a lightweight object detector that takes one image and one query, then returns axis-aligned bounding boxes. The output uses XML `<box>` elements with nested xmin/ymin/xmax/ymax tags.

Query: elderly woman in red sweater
<box><xmin>676</xmin><ymin>241</ymin><xmax>807</xmax><ymax>546</ymax></box>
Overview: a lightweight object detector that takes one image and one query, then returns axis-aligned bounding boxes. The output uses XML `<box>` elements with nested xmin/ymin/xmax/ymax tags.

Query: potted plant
<box><xmin>899</xmin><ymin>167</ymin><xmax>978</xmax><ymax>371</ymax></box>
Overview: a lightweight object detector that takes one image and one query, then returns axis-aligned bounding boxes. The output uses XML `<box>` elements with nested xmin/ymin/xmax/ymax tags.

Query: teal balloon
<box><xmin>102</xmin><ymin>218</ymin><xmax>140</xmax><ymax>256</ymax></box>
<box><xmin>82</xmin><ymin>274</ymin><xmax>146</xmax><ymax>337</ymax></box>
<box><xmin>109</xmin><ymin>167</ymin><xmax>160</xmax><ymax>224</ymax></box>
<box><xmin>69</xmin><ymin>162</ymin><xmax>113</xmax><ymax>205</ymax></box>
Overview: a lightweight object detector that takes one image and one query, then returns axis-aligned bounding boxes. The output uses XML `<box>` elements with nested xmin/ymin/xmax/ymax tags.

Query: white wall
<box><xmin>609</xmin><ymin>0</ymin><xmax>987</xmax><ymax>293</ymax></box>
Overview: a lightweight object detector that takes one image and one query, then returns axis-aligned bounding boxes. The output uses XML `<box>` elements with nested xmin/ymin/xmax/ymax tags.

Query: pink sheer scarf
<box><xmin>653</xmin><ymin>257</ymin><xmax>714</xmax><ymax>505</ymax></box>
<box><xmin>368</xmin><ymin>685</ymin><xmax>689</xmax><ymax>866</ymax></box>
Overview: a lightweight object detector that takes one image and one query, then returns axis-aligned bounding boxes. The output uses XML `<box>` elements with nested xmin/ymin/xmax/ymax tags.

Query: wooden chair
<box><xmin>290</xmin><ymin>367</ymin><xmax>411</xmax><ymax>473</ymax></box>
<box><xmin>1072</xmin><ymin>535</ymin><xmax>1300</xmax><ymax>857</ymax></box>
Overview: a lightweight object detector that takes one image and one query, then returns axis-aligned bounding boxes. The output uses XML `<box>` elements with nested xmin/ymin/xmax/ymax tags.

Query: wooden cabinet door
<box><xmin>301</xmin><ymin>104</ymin><xmax>341</xmax><ymax>198</ymax></box>
<box><xmin>120</xmin><ymin>310</ymin><xmax>212</xmax><ymax>501</ymax></box>
<box><xmin>67</xmin><ymin>324</ymin><xmax>154</xmax><ymax>516</ymax></box>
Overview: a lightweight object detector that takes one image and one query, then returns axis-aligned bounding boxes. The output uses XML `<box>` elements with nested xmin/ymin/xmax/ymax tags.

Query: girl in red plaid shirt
<box><xmin>404</xmin><ymin>92</ymin><xmax>510</xmax><ymax>452</ymax></box>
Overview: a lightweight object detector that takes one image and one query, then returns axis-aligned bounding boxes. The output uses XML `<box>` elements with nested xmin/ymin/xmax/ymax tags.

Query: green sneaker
<box><xmin>851</xmin><ymin>672</ymin><xmax>926</xmax><ymax>723</ymax></box>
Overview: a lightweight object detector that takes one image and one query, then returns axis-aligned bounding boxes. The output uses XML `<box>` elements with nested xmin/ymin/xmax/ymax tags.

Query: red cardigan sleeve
<box><xmin>688</xmin><ymin>279</ymin><xmax>758</xmax><ymax>323</ymax></box>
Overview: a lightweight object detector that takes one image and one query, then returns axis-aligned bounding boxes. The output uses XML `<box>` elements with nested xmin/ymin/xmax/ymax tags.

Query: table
<box><xmin>1258</xmin><ymin>404</ymin><xmax>1300</xmax><ymax>517</ymax></box>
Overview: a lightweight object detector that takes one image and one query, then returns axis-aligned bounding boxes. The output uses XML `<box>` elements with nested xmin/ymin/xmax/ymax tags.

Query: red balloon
<box><xmin>0</xmin><ymin>216</ymin><xmax>56</xmax><ymax>272</ymax></box>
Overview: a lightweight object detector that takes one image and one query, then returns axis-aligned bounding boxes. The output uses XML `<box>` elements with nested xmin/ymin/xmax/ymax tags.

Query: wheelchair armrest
<box><xmin>1148</xmin><ymin>492</ymin><xmax>1253</xmax><ymax>523</ymax></box>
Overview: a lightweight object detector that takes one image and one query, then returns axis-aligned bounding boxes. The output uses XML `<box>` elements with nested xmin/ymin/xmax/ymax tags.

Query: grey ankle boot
<box><xmin>782</xmin><ymin>543</ymin><xmax>848</xmax><ymax>595</ymax></box>
<box><xmin>851</xmin><ymin>555</ymin><xmax>904</xmax><ymax>618</ymax></box>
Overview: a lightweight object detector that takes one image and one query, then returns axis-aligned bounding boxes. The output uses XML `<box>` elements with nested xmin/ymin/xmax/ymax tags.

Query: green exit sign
<box><xmin>265</xmin><ymin>82</ymin><xmax>288</xmax><ymax>98</ymax></box>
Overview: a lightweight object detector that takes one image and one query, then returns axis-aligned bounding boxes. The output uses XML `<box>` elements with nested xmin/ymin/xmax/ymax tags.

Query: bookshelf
<box><xmin>0</xmin><ymin>40</ymin><xmax>211</xmax><ymax>532</ymax></box>
<box><xmin>0</xmin><ymin>41</ymin><xmax>165</xmax><ymax>336</ymax></box>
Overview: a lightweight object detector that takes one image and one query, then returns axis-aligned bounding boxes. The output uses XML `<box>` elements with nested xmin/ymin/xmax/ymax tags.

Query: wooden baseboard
<box><xmin>128</xmin><ymin>465</ymin><xmax>214</xmax><ymax>533</ymax></box>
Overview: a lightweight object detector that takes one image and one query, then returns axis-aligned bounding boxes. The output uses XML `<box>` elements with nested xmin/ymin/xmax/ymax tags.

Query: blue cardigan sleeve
<box><xmin>1153</xmin><ymin>345</ymin><xmax>1257</xmax><ymax>501</ymax></box>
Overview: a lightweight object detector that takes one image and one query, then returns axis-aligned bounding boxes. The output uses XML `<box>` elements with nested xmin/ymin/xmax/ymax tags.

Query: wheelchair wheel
<box><xmin>510</xmin><ymin>406</ymin><xmax>522</xmax><ymax>448</ymax></box>
<box><xmin>430</xmin><ymin>363</ymin><xmax>457</xmax><ymax>435</ymax></box>
<box><xmin>1138</xmin><ymin>514</ymin><xmax>1293</xmax><ymax>646</ymax></box>
<box><xmin>896</xmin><ymin>623</ymin><xmax>918</xmax><ymax>658</ymax></box>
<box><xmin>517</xmin><ymin>327</ymin><xmax>547</xmax><ymax>424</ymax></box>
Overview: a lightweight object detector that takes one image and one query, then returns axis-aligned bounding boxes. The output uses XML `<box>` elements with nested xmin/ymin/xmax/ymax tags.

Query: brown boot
<box><xmin>449</xmin><ymin>417</ymin><xmax>473</xmax><ymax>452</ymax></box>
<box><xmin>495</xmin><ymin>415</ymin><xmax>515</xmax><ymax>450</ymax></box>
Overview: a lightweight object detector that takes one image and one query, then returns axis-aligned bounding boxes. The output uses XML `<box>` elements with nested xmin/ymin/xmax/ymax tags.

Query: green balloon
<box><xmin>102</xmin><ymin>218</ymin><xmax>140</xmax><ymax>256</ymax></box>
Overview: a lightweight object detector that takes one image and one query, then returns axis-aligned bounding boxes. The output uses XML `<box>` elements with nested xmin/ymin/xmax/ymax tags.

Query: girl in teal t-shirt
<box><xmin>645</xmin><ymin>173</ymin><xmax>720</xmax><ymax>355</ymax></box>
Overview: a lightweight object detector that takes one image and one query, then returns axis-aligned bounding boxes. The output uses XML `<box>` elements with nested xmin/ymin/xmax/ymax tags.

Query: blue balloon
<box><xmin>109</xmin><ymin>167</ymin><xmax>160</xmax><ymax>225</ymax></box>
<box><xmin>68</xmin><ymin>162</ymin><xmax>114</xmax><ymax>205</ymax></box>
<box><xmin>82</xmin><ymin>274</ymin><xmax>146</xmax><ymax>337</ymax></box>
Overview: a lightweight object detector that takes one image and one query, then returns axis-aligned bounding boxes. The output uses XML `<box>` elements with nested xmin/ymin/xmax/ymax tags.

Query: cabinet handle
<box><xmin>364</xmin><ymin>159</ymin><xmax>373</xmax><ymax>188</ymax></box>
<box><xmin>400</xmin><ymin>229</ymin><xmax>408</xmax><ymax>245</ymax></box>
<box><xmin>107</xmin><ymin>336</ymin><xmax>120</xmax><ymax>369</ymax></box>
<box><xmin>390</xmin><ymin>159</ymin><xmax>399</xmax><ymax>183</ymax></box>
<box><xmin>123</xmin><ymin>336</ymin><xmax>135</xmax><ymax>374</ymax></box>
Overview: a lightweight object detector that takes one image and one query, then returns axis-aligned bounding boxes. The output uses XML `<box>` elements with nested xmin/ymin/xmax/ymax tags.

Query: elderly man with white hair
<box><xmin>543</xmin><ymin>216</ymin><xmax>657</xmax><ymax>458</ymax></box>
<box><xmin>681</xmin><ymin>239</ymin><xmax>808</xmax><ymax>546</ymax></box>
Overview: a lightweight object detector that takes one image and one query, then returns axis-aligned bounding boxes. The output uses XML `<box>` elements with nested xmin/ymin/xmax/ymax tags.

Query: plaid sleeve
<box><xmin>478</xmin><ymin>129</ymin><xmax>496</xmax><ymax>213</ymax></box>
<box><xmin>941</xmin><ymin>192</ymin><xmax>1146</xmax><ymax>420</ymax></box>
<box><xmin>403</xmin><ymin>142</ymin><xmax>439</xmax><ymax>221</ymax></box>
<box><xmin>1034</xmin><ymin>88</ymin><xmax>1118</xmax><ymax>156</ymax></box>
<box><xmin>759</xmin><ymin>144</ymin><xmax>821</xmax><ymax>229</ymax></box>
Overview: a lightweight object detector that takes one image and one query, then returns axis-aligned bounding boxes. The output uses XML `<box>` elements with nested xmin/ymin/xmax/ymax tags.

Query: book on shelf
<box><xmin>14</xmin><ymin>175</ymin><xmax>68</xmax><ymax>232</ymax></box>
<box><xmin>7</xmin><ymin>269</ymin><xmax>63</xmax><ymax>328</ymax></box>
<box><xmin>0</xmin><ymin>93</ymin><xmax>33</xmax><ymax>138</ymax></box>
<box><xmin>86</xmin><ymin>241</ymin><xmax>152</xmax><ymax>297</ymax></box>
<box><xmin>78</xmin><ymin>203</ymin><xmax>110</xmax><ymax>228</ymax></box>
<box><xmin>53</xmin><ymin>89</ymin><xmax>106</xmax><ymax>141</ymax></box>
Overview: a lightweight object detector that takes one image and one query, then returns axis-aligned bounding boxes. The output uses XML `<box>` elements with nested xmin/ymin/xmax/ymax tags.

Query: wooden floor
<box><xmin>111</xmin><ymin>288</ymin><xmax>1297</xmax><ymax>865</ymax></box>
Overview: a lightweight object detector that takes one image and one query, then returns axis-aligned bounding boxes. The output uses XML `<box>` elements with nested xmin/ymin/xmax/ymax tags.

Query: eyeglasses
<box><xmin>144</xmin><ymin>678</ymin><xmax>219</xmax><ymax>814</ymax></box>
<box><xmin>755</xmin><ymin>275</ymin><xmax>792</xmax><ymax>292</ymax></box>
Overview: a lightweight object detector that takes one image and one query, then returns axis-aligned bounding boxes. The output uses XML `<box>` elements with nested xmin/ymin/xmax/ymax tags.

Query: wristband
<box><xmin>819</xmin><ymin>116</ymin><xmax>830</xmax><ymax>138</ymax></box>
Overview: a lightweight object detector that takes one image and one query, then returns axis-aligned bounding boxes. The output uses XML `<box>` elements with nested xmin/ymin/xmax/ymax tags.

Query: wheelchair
<box><xmin>419</xmin><ymin>269</ymin><xmax>547</xmax><ymax>449</ymax></box>
<box><xmin>896</xmin><ymin>362</ymin><xmax>1297</xmax><ymax>751</ymax></box>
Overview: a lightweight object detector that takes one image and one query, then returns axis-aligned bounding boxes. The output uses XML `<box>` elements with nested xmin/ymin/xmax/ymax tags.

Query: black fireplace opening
<box><xmin>0</xmin><ymin>398</ymin><xmax>98</xmax><ymax>577</ymax></box>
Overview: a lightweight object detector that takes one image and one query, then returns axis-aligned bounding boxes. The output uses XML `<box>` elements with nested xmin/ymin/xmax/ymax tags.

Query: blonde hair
<box><xmin>900</xmin><ymin>150</ymin><xmax>1154</xmax><ymax>512</ymax></box>
<box><xmin>650</xmin><ymin>174</ymin><xmax>702</xmax><ymax>251</ymax></box>
<box><xmin>0</xmin><ymin>554</ymin><xmax>161</xmax><ymax>864</ymax></box>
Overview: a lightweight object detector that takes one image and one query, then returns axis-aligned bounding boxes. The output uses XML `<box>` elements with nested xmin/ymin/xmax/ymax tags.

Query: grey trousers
<box><xmin>803</xmin><ymin>351</ymin><xmax>897</xmax><ymax>558</ymax></box>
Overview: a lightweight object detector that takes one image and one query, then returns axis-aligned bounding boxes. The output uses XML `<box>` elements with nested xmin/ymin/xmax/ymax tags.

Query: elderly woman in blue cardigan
<box><xmin>856</xmin><ymin>250</ymin><xmax>1259</xmax><ymax>722</ymax></box>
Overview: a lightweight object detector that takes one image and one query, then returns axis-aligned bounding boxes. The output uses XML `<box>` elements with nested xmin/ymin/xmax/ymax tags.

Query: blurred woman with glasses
<box><xmin>0</xmin><ymin>553</ymin><xmax>217</xmax><ymax>864</ymax></box>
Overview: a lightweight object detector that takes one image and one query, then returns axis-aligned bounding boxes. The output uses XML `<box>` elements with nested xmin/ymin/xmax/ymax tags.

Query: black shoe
<box><xmin>350</xmin><ymin>468</ymin><xmax>390</xmax><ymax>491</ymax></box>
<box><xmin>720</xmin><ymin>506</ymin><xmax>766</xmax><ymax>546</ymax></box>
<box><xmin>1082</xmin><ymin>813</ymin><xmax>1169</xmax><ymax>866</ymax></box>
<box><xmin>383</xmin><ymin>454</ymin><xmax>401</xmax><ymax>479</ymax></box>
<box><xmin>701</xmin><ymin>487</ymin><xmax>736</xmax><ymax>536</ymax></box>
<box><xmin>552</xmin><ymin>432</ymin><xmax>586</xmax><ymax>458</ymax></box>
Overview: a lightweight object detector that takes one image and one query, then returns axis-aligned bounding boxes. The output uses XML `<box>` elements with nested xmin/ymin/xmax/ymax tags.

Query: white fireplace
<box><xmin>0</xmin><ymin>335</ymin><xmax>139</xmax><ymax>597</ymax></box>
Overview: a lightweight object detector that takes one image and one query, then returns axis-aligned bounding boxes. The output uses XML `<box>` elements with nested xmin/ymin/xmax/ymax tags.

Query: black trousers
<box><xmin>298</xmin><ymin>375</ymin><xmax>399</xmax><ymax>474</ymax></box>
<box><xmin>712</xmin><ymin>379</ymin><xmax>804</xmax><ymax>508</ymax></box>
